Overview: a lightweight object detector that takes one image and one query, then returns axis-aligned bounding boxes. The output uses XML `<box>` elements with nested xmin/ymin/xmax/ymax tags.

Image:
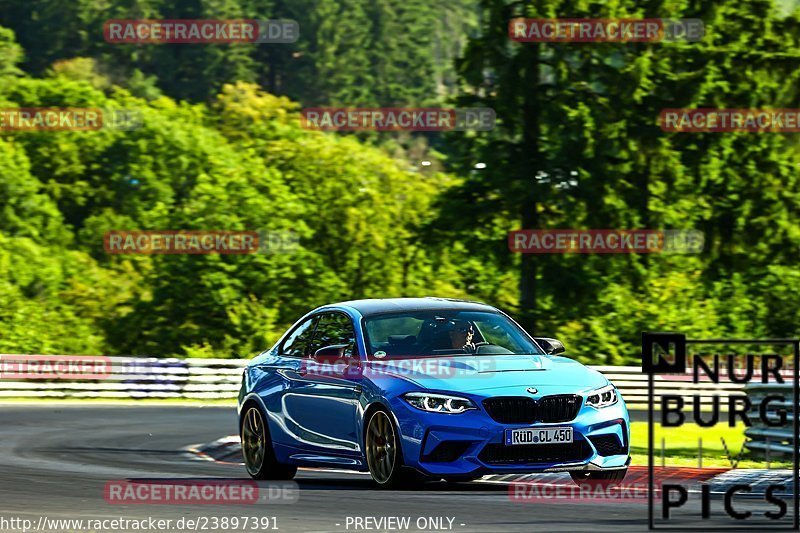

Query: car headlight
<box><xmin>585</xmin><ymin>384</ymin><xmax>618</xmax><ymax>409</ymax></box>
<box><xmin>403</xmin><ymin>392</ymin><xmax>477</xmax><ymax>414</ymax></box>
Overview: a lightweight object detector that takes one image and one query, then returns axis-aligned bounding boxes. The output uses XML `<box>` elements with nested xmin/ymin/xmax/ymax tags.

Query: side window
<box><xmin>280</xmin><ymin>317</ymin><xmax>318</xmax><ymax>357</ymax></box>
<box><xmin>311</xmin><ymin>313</ymin><xmax>356</xmax><ymax>357</ymax></box>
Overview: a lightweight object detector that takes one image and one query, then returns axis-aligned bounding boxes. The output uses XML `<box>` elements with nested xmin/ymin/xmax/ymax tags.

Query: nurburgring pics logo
<box><xmin>0</xmin><ymin>354</ymin><xmax>111</xmax><ymax>379</ymax></box>
<box><xmin>660</xmin><ymin>109</ymin><xmax>800</xmax><ymax>132</ymax></box>
<box><xmin>642</xmin><ymin>332</ymin><xmax>800</xmax><ymax>529</ymax></box>
<box><xmin>300</xmin><ymin>108</ymin><xmax>496</xmax><ymax>131</ymax></box>
<box><xmin>103</xmin><ymin>19</ymin><xmax>299</xmax><ymax>44</ymax></box>
<box><xmin>509</xmin><ymin>18</ymin><xmax>704</xmax><ymax>43</ymax></box>
<box><xmin>508</xmin><ymin>229</ymin><xmax>704</xmax><ymax>254</ymax></box>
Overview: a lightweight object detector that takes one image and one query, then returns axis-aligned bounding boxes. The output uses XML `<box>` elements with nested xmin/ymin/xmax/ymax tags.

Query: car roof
<box><xmin>328</xmin><ymin>297</ymin><xmax>499</xmax><ymax>317</ymax></box>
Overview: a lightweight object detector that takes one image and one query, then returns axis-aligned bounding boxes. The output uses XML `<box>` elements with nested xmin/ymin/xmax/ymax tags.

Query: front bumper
<box><xmin>390</xmin><ymin>394</ymin><xmax>630</xmax><ymax>476</ymax></box>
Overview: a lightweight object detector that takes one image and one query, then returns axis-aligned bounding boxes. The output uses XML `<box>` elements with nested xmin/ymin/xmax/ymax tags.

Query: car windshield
<box><xmin>363</xmin><ymin>310</ymin><xmax>544</xmax><ymax>359</ymax></box>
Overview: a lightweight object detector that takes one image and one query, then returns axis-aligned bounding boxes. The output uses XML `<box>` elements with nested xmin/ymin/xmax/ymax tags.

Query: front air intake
<box><xmin>483</xmin><ymin>394</ymin><xmax>581</xmax><ymax>424</ymax></box>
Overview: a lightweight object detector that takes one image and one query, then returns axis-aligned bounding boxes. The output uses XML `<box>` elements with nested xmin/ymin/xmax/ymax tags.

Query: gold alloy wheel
<box><xmin>241</xmin><ymin>406</ymin><xmax>266</xmax><ymax>476</ymax></box>
<box><xmin>365</xmin><ymin>410</ymin><xmax>397</xmax><ymax>484</ymax></box>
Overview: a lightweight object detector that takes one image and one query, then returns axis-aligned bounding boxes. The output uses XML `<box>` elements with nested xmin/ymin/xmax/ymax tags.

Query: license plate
<box><xmin>505</xmin><ymin>427</ymin><xmax>573</xmax><ymax>446</ymax></box>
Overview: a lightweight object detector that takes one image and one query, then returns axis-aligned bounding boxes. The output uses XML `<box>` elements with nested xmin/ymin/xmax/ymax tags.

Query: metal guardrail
<box><xmin>593</xmin><ymin>365</ymin><xmax>745</xmax><ymax>407</ymax></box>
<box><xmin>0</xmin><ymin>357</ymin><xmax>743</xmax><ymax>403</ymax></box>
<box><xmin>0</xmin><ymin>357</ymin><xmax>245</xmax><ymax>399</ymax></box>
<box><xmin>744</xmin><ymin>383</ymin><xmax>796</xmax><ymax>457</ymax></box>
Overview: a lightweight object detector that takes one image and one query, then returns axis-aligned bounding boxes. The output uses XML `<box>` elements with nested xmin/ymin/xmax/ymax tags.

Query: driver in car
<box><xmin>448</xmin><ymin>321</ymin><xmax>477</xmax><ymax>352</ymax></box>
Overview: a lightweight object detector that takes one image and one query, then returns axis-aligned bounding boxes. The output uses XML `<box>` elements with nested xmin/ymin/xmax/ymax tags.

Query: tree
<box><xmin>442</xmin><ymin>0</ymin><xmax>800</xmax><ymax>357</ymax></box>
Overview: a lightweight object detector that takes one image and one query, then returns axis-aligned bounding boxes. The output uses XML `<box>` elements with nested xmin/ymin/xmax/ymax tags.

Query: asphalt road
<box><xmin>0</xmin><ymin>405</ymin><xmax>789</xmax><ymax>533</ymax></box>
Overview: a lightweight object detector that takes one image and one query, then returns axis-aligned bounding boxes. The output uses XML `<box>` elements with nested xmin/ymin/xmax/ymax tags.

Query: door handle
<box><xmin>276</xmin><ymin>368</ymin><xmax>307</xmax><ymax>380</ymax></box>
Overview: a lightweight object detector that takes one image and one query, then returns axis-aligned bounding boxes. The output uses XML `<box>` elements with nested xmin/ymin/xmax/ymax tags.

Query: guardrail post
<box><xmin>698</xmin><ymin>438</ymin><xmax>702</xmax><ymax>469</ymax></box>
<box><xmin>743</xmin><ymin>382</ymin><xmax>793</xmax><ymax>461</ymax></box>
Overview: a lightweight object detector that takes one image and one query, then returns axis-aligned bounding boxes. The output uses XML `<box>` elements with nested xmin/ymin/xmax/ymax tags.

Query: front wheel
<box><xmin>570</xmin><ymin>468</ymin><xmax>627</xmax><ymax>487</ymax></box>
<box><xmin>365</xmin><ymin>409</ymin><xmax>420</xmax><ymax>489</ymax></box>
<box><xmin>240</xmin><ymin>405</ymin><xmax>297</xmax><ymax>480</ymax></box>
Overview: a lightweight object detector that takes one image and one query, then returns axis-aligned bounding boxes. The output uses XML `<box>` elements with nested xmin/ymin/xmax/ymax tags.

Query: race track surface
<box><xmin>0</xmin><ymin>405</ymin><xmax>785</xmax><ymax>532</ymax></box>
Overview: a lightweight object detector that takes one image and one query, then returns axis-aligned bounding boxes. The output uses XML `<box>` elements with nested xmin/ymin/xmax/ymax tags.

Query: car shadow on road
<box><xmin>59</xmin><ymin>446</ymin><xmax>188</xmax><ymax>455</ymax></box>
<box><xmin>114</xmin><ymin>476</ymin><xmax>512</xmax><ymax>495</ymax></box>
<box><xmin>293</xmin><ymin>476</ymin><xmax>511</xmax><ymax>492</ymax></box>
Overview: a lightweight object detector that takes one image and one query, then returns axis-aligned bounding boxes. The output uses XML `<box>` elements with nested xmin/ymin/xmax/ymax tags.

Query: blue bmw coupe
<box><xmin>238</xmin><ymin>298</ymin><xmax>630</xmax><ymax>488</ymax></box>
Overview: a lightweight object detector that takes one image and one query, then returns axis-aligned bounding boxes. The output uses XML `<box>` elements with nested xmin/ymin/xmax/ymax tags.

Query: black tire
<box><xmin>364</xmin><ymin>409</ymin><xmax>420</xmax><ymax>489</ymax></box>
<box><xmin>570</xmin><ymin>468</ymin><xmax>627</xmax><ymax>488</ymax></box>
<box><xmin>240</xmin><ymin>404</ymin><xmax>297</xmax><ymax>480</ymax></box>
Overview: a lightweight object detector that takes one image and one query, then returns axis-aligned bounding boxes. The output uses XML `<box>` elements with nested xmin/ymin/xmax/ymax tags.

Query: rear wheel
<box><xmin>240</xmin><ymin>405</ymin><xmax>297</xmax><ymax>480</ymax></box>
<box><xmin>365</xmin><ymin>409</ymin><xmax>420</xmax><ymax>489</ymax></box>
<box><xmin>570</xmin><ymin>468</ymin><xmax>627</xmax><ymax>487</ymax></box>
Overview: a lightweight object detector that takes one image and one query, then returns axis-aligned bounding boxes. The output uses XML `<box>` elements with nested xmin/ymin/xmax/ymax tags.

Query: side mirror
<box><xmin>534</xmin><ymin>337</ymin><xmax>566</xmax><ymax>355</ymax></box>
<box><xmin>313</xmin><ymin>344</ymin><xmax>350</xmax><ymax>364</ymax></box>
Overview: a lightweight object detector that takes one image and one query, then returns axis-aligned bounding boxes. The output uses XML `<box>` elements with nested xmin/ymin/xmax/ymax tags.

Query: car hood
<box><xmin>364</xmin><ymin>354</ymin><xmax>608</xmax><ymax>394</ymax></box>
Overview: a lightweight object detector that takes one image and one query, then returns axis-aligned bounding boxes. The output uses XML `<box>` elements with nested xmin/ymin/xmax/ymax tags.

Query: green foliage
<box><xmin>0</xmin><ymin>26</ymin><xmax>22</xmax><ymax>78</ymax></box>
<box><xmin>437</xmin><ymin>0</ymin><xmax>800</xmax><ymax>362</ymax></box>
<box><xmin>0</xmin><ymin>0</ymin><xmax>478</xmax><ymax>105</ymax></box>
<box><xmin>1</xmin><ymin>0</ymin><xmax>800</xmax><ymax>365</ymax></box>
<box><xmin>0</xmin><ymin>52</ymin><xmax>458</xmax><ymax>357</ymax></box>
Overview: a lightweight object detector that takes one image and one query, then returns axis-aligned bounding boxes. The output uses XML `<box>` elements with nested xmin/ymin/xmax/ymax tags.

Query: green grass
<box><xmin>630</xmin><ymin>421</ymin><xmax>790</xmax><ymax>468</ymax></box>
